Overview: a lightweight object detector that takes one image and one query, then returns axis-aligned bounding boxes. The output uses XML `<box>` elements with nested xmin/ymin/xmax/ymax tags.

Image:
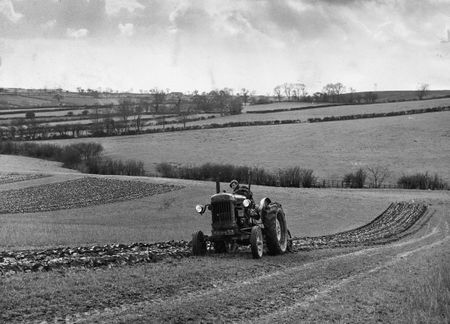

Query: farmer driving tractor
<box><xmin>230</xmin><ymin>179</ymin><xmax>253</xmax><ymax>200</ymax></box>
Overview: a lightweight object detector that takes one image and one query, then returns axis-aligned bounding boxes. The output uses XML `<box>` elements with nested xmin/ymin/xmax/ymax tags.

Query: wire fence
<box><xmin>311</xmin><ymin>179</ymin><xmax>398</xmax><ymax>189</ymax></box>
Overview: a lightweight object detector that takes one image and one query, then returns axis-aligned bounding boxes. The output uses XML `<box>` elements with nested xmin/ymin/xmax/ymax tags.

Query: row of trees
<box><xmin>273</xmin><ymin>82</ymin><xmax>378</xmax><ymax>104</ymax></box>
<box><xmin>273</xmin><ymin>82</ymin><xmax>431</xmax><ymax>104</ymax></box>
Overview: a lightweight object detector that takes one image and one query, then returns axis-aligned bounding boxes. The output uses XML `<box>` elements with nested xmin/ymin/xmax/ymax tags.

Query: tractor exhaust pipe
<box><xmin>248</xmin><ymin>170</ymin><xmax>252</xmax><ymax>192</ymax></box>
<box><xmin>216</xmin><ymin>178</ymin><xmax>220</xmax><ymax>194</ymax></box>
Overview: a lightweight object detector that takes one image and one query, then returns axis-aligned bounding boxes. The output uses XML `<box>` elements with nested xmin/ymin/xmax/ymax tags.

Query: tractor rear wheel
<box><xmin>192</xmin><ymin>230</ymin><xmax>207</xmax><ymax>256</ymax></box>
<box><xmin>250</xmin><ymin>226</ymin><xmax>264</xmax><ymax>259</ymax></box>
<box><xmin>263</xmin><ymin>206</ymin><xmax>288</xmax><ymax>255</ymax></box>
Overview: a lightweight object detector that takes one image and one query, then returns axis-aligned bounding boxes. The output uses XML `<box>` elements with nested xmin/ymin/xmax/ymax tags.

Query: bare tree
<box><xmin>291</xmin><ymin>83</ymin><xmax>306</xmax><ymax>101</ymax></box>
<box><xmin>117</xmin><ymin>99</ymin><xmax>134</xmax><ymax>132</ymax></box>
<box><xmin>240</xmin><ymin>88</ymin><xmax>250</xmax><ymax>106</ymax></box>
<box><xmin>367</xmin><ymin>166</ymin><xmax>390</xmax><ymax>188</ymax></box>
<box><xmin>416</xmin><ymin>83</ymin><xmax>429</xmax><ymax>100</ymax></box>
<box><xmin>323</xmin><ymin>83</ymin><xmax>346</xmax><ymax>102</ymax></box>
<box><xmin>274</xmin><ymin>86</ymin><xmax>283</xmax><ymax>102</ymax></box>
<box><xmin>150</xmin><ymin>88</ymin><xmax>166</xmax><ymax>113</ymax></box>
<box><xmin>134</xmin><ymin>105</ymin><xmax>144</xmax><ymax>133</ymax></box>
<box><xmin>283</xmin><ymin>83</ymin><xmax>292</xmax><ymax>101</ymax></box>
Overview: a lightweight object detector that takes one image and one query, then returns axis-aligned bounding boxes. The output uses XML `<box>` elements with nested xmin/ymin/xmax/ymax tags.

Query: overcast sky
<box><xmin>0</xmin><ymin>0</ymin><xmax>449</xmax><ymax>94</ymax></box>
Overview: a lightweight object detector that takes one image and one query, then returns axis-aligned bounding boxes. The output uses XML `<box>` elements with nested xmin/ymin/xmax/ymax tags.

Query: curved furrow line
<box><xmin>0</xmin><ymin>202</ymin><xmax>429</xmax><ymax>274</ymax></box>
<box><xmin>292</xmin><ymin>202</ymin><xmax>428</xmax><ymax>250</ymax></box>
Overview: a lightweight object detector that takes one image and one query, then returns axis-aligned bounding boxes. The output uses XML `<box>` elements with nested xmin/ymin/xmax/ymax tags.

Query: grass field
<box><xmin>0</xmin><ymin>93</ymin><xmax>119</xmax><ymax>108</ymax></box>
<box><xmin>41</xmin><ymin>111</ymin><xmax>450</xmax><ymax>184</ymax></box>
<box><xmin>142</xmin><ymin>97</ymin><xmax>450</xmax><ymax>131</ymax></box>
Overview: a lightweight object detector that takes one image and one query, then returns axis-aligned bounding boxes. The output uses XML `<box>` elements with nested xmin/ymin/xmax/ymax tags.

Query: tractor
<box><xmin>192</xmin><ymin>177</ymin><xmax>292</xmax><ymax>259</ymax></box>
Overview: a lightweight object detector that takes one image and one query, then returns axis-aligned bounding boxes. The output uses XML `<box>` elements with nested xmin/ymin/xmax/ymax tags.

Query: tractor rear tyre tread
<box><xmin>263</xmin><ymin>206</ymin><xmax>288</xmax><ymax>255</ymax></box>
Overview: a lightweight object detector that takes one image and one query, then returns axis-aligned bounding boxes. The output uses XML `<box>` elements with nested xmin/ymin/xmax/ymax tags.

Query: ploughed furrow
<box><xmin>0</xmin><ymin>202</ymin><xmax>427</xmax><ymax>275</ymax></box>
<box><xmin>293</xmin><ymin>202</ymin><xmax>428</xmax><ymax>250</ymax></box>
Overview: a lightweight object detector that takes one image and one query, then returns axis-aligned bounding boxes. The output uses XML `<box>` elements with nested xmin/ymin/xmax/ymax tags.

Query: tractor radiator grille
<box><xmin>211</xmin><ymin>201</ymin><xmax>234</xmax><ymax>229</ymax></box>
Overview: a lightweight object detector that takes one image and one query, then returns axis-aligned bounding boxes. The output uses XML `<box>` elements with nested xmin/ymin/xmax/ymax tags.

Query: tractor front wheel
<box><xmin>192</xmin><ymin>230</ymin><xmax>207</xmax><ymax>256</ymax></box>
<box><xmin>250</xmin><ymin>226</ymin><xmax>264</xmax><ymax>259</ymax></box>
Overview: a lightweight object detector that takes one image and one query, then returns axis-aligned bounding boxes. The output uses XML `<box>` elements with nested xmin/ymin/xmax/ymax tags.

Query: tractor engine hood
<box><xmin>211</xmin><ymin>192</ymin><xmax>247</xmax><ymax>203</ymax></box>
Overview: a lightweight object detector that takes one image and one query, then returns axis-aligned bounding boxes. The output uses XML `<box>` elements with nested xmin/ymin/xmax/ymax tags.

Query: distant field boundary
<box><xmin>0</xmin><ymin>105</ymin><xmax>114</xmax><ymax>114</ymax></box>
<box><xmin>1</xmin><ymin>105</ymin><xmax>449</xmax><ymax>140</ymax></box>
<box><xmin>307</xmin><ymin>106</ymin><xmax>450</xmax><ymax>123</ymax></box>
<box><xmin>246</xmin><ymin>103</ymin><xmax>342</xmax><ymax>114</ymax></box>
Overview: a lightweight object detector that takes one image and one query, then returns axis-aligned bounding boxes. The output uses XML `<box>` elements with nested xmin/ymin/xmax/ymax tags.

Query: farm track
<box><xmin>0</xmin><ymin>202</ymin><xmax>428</xmax><ymax>275</ymax></box>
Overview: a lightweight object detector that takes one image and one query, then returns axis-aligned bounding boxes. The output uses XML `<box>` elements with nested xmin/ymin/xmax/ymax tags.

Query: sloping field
<box><xmin>0</xmin><ymin>94</ymin><xmax>56</xmax><ymax>108</ymax></box>
<box><xmin>0</xmin><ymin>169</ymin><xmax>448</xmax><ymax>323</ymax></box>
<box><xmin>0</xmin><ymin>167</ymin><xmax>448</xmax><ymax>249</ymax></box>
<box><xmin>0</xmin><ymin>93</ymin><xmax>119</xmax><ymax>108</ymax></box>
<box><xmin>42</xmin><ymin>111</ymin><xmax>450</xmax><ymax>183</ymax></box>
<box><xmin>0</xmin><ymin>154</ymin><xmax>79</xmax><ymax>174</ymax></box>
<box><xmin>142</xmin><ymin>97</ymin><xmax>450</xmax><ymax>131</ymax></box>
<box><xmin>371</xmin><ymin>89</ymin><xmax>450</xmax><ymax>102</ymax></box>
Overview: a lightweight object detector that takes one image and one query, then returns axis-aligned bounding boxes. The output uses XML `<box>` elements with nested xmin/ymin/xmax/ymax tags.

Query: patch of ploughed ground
<box><xmin>0</xmin><ymin>202</ymin><xmax>428</xmax><ymax>275</ymax></box>
<box><xmin>0</xmin><ymin>176</ymin><xmax>183</xmax><ymax>214</ymax></box>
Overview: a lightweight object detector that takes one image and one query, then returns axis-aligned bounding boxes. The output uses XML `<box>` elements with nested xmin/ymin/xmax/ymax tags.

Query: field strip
<box><xmin>252</xmin><ymin>225</ymin><xmax>450</xmax><ymax>323</ymax></box>
<box><xmin>61</xmin><ymin>215</ymin><xmax>442</xmax><ymax>324</ymax></box>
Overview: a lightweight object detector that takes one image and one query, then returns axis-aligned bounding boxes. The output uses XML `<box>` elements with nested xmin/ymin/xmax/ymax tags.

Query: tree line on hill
<box><xmin>268</xmin><ymin>82</ymin><xmax>432</xmax><ymax>105</ymax></box>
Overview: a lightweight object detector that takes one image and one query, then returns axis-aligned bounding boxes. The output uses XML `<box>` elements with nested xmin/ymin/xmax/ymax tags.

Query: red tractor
<box><xmin>192</xmin><ymin>179</ymin><xmax>292</xmax><ymax>259</ymax></box>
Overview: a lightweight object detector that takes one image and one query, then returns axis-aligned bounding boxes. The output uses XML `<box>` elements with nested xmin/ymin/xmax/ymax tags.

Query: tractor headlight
<box><xmin>243</xmin><ymin>199</ymin><xmax>251</xmax><ymax>208</ymax></box>
<box><xmin>195</xmin><ymin>204</ymin><xmax>205</xmax><ymax>214</ymax></box>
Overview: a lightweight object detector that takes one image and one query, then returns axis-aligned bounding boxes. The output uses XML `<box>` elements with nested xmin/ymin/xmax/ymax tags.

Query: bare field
<box><xmin>42</xmin><ymin>111</ymin><xmax>450</xmax><ymax>183</ymax></box>
<box><xmin>0</xmin><ymin>182</ymin><xmax>448</xmax><ymax>323</ymax></box>
<box><xmin>0</xmin><ymin>162</ymin><xmax>449</xmax><ymax>323</ymax></box>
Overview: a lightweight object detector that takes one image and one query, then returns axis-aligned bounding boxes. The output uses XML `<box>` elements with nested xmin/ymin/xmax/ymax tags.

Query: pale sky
<box><xmin>0</xmin><ymin>0</ymin><xmax>450</xmax><ymax>94</ymax></box>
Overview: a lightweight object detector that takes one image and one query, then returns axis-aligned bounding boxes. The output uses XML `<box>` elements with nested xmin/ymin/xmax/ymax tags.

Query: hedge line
<box><xmin>0</xmin><ymin>141</ymin><xmax>145</xmax><ymax>176</ymax></box>
<box><xmin>156</xmin><ymin>162</ymin><xmax>449</xmax><ymax>190</ymax></box>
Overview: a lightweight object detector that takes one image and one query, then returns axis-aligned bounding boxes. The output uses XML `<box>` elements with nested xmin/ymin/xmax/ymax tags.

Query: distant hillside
<box><xmin>1</xmin><ymin>87</ymin><xmax>450</xmax><ymax>111</ymax></box>
<box><xmin>0</xmin><ymin>90</ymin><xmax>120</xmax><ymax>109</ymax></box>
